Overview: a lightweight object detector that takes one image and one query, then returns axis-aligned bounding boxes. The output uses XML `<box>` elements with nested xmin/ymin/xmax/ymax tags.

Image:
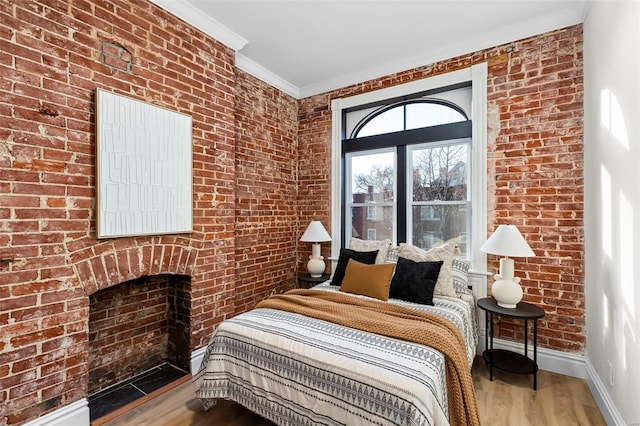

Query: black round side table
<box><xmin>297</xmin><ymin>273</ymin><xmax>330</xmax><ymax>288</ymax></box>
<box><xmin>477</xmin><ymin>297</ymin><xmax>545</xmax><ymax>390</ymax></box>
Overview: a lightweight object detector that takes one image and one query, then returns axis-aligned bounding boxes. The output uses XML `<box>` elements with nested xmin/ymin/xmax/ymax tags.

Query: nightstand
<box><xmin>297</xmin><ymin>273</ymin><xmax>330</xmax><ymax>288</ymax></box>
<box><xmin>477</xmin><ymin>297</ymin><xmax>545</xmax><ymax>390</ymax></box>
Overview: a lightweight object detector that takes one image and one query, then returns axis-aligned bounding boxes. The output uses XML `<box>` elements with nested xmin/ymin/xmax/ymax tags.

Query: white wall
<box><xmin>584</xmin><ymin>1</ymin><xmax>640</xmax><ymax>424</ymax></box>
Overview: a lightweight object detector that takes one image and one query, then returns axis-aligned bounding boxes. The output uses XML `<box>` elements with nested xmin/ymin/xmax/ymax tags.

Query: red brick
<box><xmin>0</xmin><ymin>2</ymin><xmax>584</xmax><ymax>423</ymax></box>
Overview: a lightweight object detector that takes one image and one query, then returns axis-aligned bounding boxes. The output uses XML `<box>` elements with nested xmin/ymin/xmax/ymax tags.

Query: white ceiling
<box><xmin>149</xmin><ymin>0</ymin><xmax>591</xmax><ymax>99</ymax></box>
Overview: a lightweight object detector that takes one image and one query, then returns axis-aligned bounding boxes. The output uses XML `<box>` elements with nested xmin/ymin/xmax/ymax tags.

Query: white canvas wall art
<box><xmin>96</xmin><ymin>89</ymin><xmax>192</xmax><ymax>238</ymax></box>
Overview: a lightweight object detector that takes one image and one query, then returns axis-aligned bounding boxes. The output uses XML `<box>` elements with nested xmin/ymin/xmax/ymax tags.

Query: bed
<box><xmin>194</xmin><ymin>243</ymin><xmax>479</xmax><ymax>426</ymax></box>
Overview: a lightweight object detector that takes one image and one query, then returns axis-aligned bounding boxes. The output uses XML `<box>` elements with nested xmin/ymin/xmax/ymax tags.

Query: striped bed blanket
<box><xmin>193</xmin><ymin>283</ymin><xmax>478</xmax><ymax>425</ymax></box>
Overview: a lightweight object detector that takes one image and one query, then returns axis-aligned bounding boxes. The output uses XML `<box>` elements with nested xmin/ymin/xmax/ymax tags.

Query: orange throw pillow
<box><xmin>339</xmin><ymin>259</ymin><xmax>396</xmax><ymax>301</ymax></box>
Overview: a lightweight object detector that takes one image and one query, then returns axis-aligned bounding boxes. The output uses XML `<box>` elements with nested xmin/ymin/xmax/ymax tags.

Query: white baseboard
<box><xmin>476</xmin><ymin>332</ymin><xmax>587</xmax><ymax>378</ymax></box>
<box><xmin>24</xmin><ymin>398</ymin><xmax>90</xmax><ymax>426</ymax></box>
<box><xmin>585</xmin><ymin>358</ymin><xmax>626</xmax><ymax>426</ymax></box>
<box><xmin>478</xmin><ymin>333</ymin><xmax>625</xmax><ymax>425</ymax></box>
<box><xmin>22</xmin><ymin>350</ymin><xmax>209</xmax><ymax>426</ymax></box>
<box><xmin>24</xmin><ymin>344</ymin><xmax>625</xmax><ymax>426</ymax></box>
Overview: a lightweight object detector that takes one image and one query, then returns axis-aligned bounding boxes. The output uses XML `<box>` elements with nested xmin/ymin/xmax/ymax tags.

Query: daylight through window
<box><xmin>343</xmin><ymin>94</ymin><xmax>472</xmax><ymax>256</ymax></box>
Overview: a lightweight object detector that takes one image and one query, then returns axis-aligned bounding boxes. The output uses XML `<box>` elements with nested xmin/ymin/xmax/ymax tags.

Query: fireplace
<box><xmin>87</xmin><ymin>274</ymin><xmax>191</xmax><ymax>419</ymax></box>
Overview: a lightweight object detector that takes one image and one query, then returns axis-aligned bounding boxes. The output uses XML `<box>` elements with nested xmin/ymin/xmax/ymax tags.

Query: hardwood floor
<box><xmin>472</xmin><ymin>359</ymin><xmax>605</xmax><ymax>426</ymax></box>
<box><xmin>101</xmin><ymin>356</ymin><xmax>606</xmax><ymax>426</ymax></box>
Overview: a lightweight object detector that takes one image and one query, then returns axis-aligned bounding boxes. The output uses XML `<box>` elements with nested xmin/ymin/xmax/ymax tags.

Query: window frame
<box><xmin>330</xmin><ymin>64</ymin><xmax>488</xmax><ymax>300</ymax></box>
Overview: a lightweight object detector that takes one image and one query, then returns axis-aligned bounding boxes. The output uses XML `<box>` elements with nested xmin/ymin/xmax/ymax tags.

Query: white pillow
<box><xmin>348</xmin><ymin>238</ymin><xmax>392</xmax><ymax>264</ymax></box>
<box><xmin>398</xmin><ymin>242</ymin><xmax>457</xmax><ymax>297</ymax></box>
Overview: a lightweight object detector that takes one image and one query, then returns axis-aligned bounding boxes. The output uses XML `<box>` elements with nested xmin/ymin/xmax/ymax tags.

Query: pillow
<box><xmin>389</xmin><ymin>257</ymin><xmax>443</xmax><ymax>305</ymax></box>
<box><xmin>339</xmin><ymin>259</ymin><xmax>396</xmax><ymax>301</ymax></box>
<box><xmin>330</xmin><ymin>248</ymin><xmax>379</xmax><ymax>287</ymax></box>
<box><xmin>398</xmin><ymin>242</ymin><xmax>457</xmax><ymax>297</ymax></box>
<box><xmin>385</xmin><ymin>246</ymin><xmax>400</xmax><ymax>263</ymax></box>
<box><xmin>452</xmin><ymin>258</ymin><xmax>472</xmax><ymax>294</ymax></box>
<box><xmin>349</xmin><ymin>238</ymin><xmax>392</xmax><ymax>264</ymax></box>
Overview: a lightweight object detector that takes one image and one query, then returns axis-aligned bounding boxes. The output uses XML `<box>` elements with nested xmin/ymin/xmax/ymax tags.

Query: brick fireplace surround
<box><xmin>88</xmin><ymin>274</ymin><xmax>191</xmax><ymax>396</ymax></box>
<box><xmin>0</xmin><ymin>1</ymin><xmax>584</xmax><ymax>425</ymax></box>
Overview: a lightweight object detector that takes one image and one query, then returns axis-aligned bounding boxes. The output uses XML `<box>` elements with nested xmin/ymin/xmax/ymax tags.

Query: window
<box><xmin>343</xmin><ymin>97</ymin><xmax>471</xmax><ymax>255</ymax></box>
<box><xmin>352</xmin><ymin>100</ymin><xmax>467</xmax><ymax>138</ymax></box>
<box><xmin>420</xmin><ymin>206</ymin><xmax>435</xmax><ymax>221</ymax></box>
<box><xmin>346</xmin><ymin>149</ymin><xmax>395</xmax><ymax>241</ymax></box>
<box><xmin>331</xmin><ymin>64</ymin><xmax>488</xmax><ymax>290</ymax></box>
<box><xmin>408</xmin><ymin>140</ymin><xmax>470</xmax><ymax>251</ymax></box>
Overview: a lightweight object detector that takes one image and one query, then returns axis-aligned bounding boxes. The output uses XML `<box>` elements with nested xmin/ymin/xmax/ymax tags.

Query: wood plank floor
<box><xmin>101</xmin><ymin>356</ymin><xmax>606</xmax><ymax>426</ymax></box>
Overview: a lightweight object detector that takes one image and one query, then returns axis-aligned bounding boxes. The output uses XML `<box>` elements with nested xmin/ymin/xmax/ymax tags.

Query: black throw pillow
<box><xmin>330</xmin><ymin>248</ymin><xmax>379</xmax><ymax>287</ymax></box>
<box><xmin>389</xmin><ymin>257</ymin><xmax>443</xmax><ymax>305</ymax></box>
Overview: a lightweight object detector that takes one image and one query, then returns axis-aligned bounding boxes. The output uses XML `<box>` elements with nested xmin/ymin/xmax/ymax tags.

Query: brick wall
<box><xmin>297</xmin><ymin>98</ymin><xmax>333</xmax><ymax>273</ymax></box>
<box><xmin>0</xmin><ymin>1</ymin><xmax>584</xmax><ymax>423</ymax></box>
<box><xmin>0</xmin><ymin>1</ymin><xmax>240</xmax><ymax>423</ymax></box>
<box><xmin>487</xmin><ymin>28</ymin><xmax>584</xmax><ymax>351</ymax></box>
<box><xmin>298</xmin><ymin>25</ymin><xmax>585</xmax><ymax>352</ymax></box>
<box><xmin>233</xmin><ymin>71</ymin><xmax>299</xmax><ymax>313</ymax></box>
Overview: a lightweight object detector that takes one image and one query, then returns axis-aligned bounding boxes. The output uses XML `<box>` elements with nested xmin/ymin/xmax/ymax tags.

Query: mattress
<box><xmin>193</xmin><ymin>282</ymin><xmax>478</xmax><ymax>426</ymax></box>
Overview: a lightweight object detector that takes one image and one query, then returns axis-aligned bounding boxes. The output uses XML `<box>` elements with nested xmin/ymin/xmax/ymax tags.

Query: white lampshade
<box><xmin>300</xmin><ymin>221</ymin><xmax>331</xmax><ymax>243</ymax></box>
<box><xmin>479</xmin><ymin>224</ymin><xmax>535</xmax><ymax>258</ymax></box>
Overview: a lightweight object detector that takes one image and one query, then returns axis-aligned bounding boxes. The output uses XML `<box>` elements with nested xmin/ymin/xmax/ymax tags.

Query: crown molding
<box><xmin>297</xmin><ymin>7</ymin><xmax>587</xmax><ymax>98</ymax></box>
<box><xmin>235</xmin><ymin>53</ymin><xmax>300</xmax><ymax>98</ymax></box>
<box><xmin>148</xmin><ymin>0</ymin><xmax>248</xmax><ymax>51</ymax></box>
<box><xmin>147</xmin><ymin>1</ymin><xmax>587</xmax><ymax>100</ymax></box>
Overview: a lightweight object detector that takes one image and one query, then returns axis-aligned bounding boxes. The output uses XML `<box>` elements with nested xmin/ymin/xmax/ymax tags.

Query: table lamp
<box><xmin>300</xmin><ymin>221</ymin><xmax>332</xmax><ymax>277</ymax></box>
<box><xmin>479</xmin><ymin>224</ymin><xmax>535</xmax><ymax>308</ymax></box>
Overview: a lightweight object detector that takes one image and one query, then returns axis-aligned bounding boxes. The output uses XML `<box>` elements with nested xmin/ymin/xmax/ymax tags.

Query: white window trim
<box><xmin>331</xmin><ymin>63</ymin><xmax>489</xmax><ymax>299</ymax></box>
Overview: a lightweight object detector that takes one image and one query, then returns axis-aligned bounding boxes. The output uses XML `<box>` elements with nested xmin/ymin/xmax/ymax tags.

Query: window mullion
<box><xmin>397</xmin><ymin>145</ymin><xmax>407</xmax><ymax>244</ymax></box>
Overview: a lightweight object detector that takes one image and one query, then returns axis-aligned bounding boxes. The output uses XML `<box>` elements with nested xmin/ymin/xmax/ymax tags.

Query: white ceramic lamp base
<box><xmin>491</xmin><ymin>257</ymin><xmax>523</xmax><ymax>308</ymax></box>
<box><xmin>306</xmin><ymin>243</ymin><xmax>325</xmax><ymax>277</ymax></box>
<box><xmin>307</xmin><ymin>257</ymin><xmax>326</xmax><ymax>277</ymax></box>
<box><xmin>491</xmin><ymin>279</ymin><xmax>523</xmax><ymax>308</ymax></box>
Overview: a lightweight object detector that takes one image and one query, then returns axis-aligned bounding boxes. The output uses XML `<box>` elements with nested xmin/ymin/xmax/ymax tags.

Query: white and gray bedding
<box><xmin>193</xmin><ymin>282</ymin><xmax>477</xmax><ymax>426</ymax></box>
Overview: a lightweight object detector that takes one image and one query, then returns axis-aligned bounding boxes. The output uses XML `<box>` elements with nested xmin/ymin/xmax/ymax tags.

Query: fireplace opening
<box><xmin>87</xmin><ymin>274</ymin><xmax>191</xmax><ymax>420</ymax></box>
